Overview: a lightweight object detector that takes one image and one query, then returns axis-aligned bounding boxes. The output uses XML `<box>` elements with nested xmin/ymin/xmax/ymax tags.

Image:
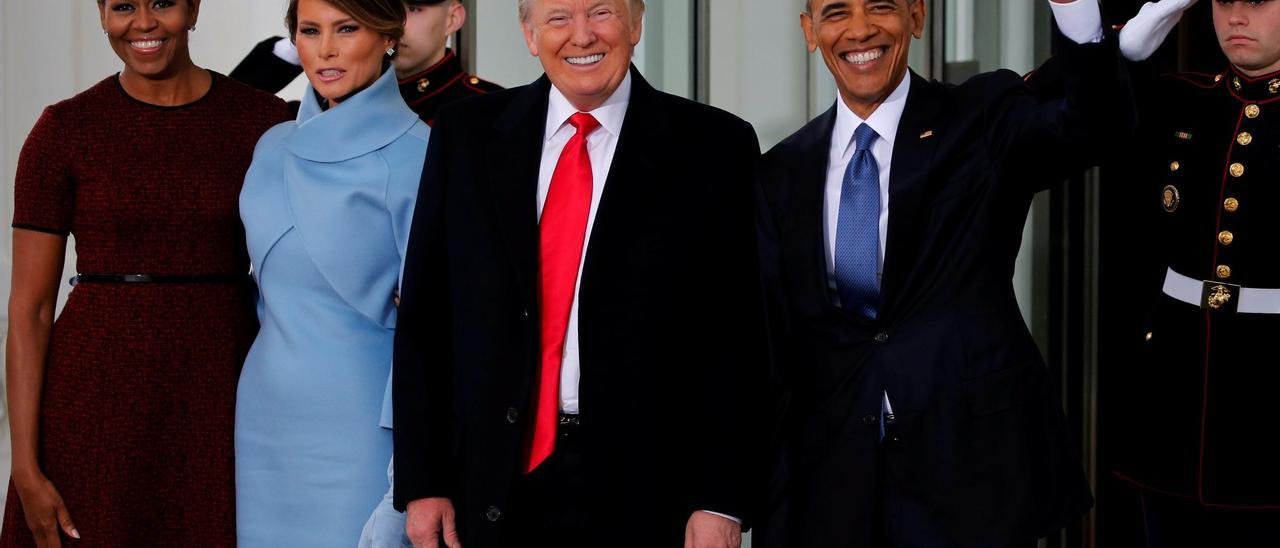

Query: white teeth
<box><xmin>844</xmin><ymin>49</ymin><xmax>883</xmax><ymax>65</ymax></box>
<box><xmin>131</xmin><ymin>40</ymin><xmax>163</xmax><ymax>49</ymax></box>
<box><xmin>566</xmin><ymin>53</ymin><xmax>604</xmax><ymax>66</ymax></box>
<box><xmin>319</xmin><ymin>70</ymin><xmax>343</xmax><ymax>76</ymax></box>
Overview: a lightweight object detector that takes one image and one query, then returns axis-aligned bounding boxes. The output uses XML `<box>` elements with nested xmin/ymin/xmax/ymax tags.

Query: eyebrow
<box><xmin>297</xmin><ymin>17</ymin><xmax>356</xmax><ymax>26</ymax></box>
<box><xmin>820</xmin><ymin>2</ymin><xmax>849</xmax><ymax>16</ymax></box>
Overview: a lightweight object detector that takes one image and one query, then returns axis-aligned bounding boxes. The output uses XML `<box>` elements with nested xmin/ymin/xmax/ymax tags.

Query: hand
<box><xmin>13</xmin><ymin>473</ymin><xmax>79</xmax><ymax>548</ymax></box>
<box><xmin>406</xmin><ymin>497</ymin><xmax>461</xmax><ymax>548</ymax></box>
<box><xmin>684</xmin><ymin>511</ymin><xmax>741</xmax><ymax>548</ymax></box>
<box><xmin>1120</xmin><ymin>0</ymin><xmax>1199</xmax><ymax>61</ymax></box>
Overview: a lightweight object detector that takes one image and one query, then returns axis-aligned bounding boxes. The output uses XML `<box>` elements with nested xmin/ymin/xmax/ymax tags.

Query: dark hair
<box><xmin>286</xmin><ymin>0</ymin><xmax>406</xmax><ymax>44</ymax></box>
<box><xmin>804</xmin><ymin>0</ymin><xmax>917</xmax><ymax>15</ymax></box>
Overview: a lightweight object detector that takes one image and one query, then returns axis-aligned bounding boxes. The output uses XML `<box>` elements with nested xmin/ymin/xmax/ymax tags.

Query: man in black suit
<box><xmin>392</xmin><ymin>1</ymin><xmax>767</xmax><ymax>547</ymax></box>
<box><xmin>756</xmin><ymin>0</ymin><xmax>1130</xmax><ymax>546</ymax></box>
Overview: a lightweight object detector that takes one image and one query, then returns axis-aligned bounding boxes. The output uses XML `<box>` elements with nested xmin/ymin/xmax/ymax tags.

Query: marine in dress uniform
<box><xmin>230</xmin><ymin>40</ymin><xmax>499</xmax><ymax>125</ymax></box>
<box><xmin>1112</xmin><ymin>58</ymin><xmax>1280</xmax><ymax>548</ymax></box>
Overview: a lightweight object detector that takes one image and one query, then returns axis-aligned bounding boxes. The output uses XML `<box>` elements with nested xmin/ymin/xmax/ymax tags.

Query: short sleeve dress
<box><xmin>2</xmin><ymin>72</ymin><xmax>289</xmax><ymax>547</ymax></box>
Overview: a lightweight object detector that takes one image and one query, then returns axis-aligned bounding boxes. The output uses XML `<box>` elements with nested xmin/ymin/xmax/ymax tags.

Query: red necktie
<box><xmin>525</xmin><ymin>112</ymin><xmax>600</xmax><ymax>473</ymax></box>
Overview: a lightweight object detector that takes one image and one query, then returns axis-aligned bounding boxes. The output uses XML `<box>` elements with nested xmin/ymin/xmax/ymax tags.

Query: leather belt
<box><xmin>1162</xmin><ymin>267</ymin><xmax>1280</xmax><ymax>314</ymax></box>
<box><xmin>69</xmin><ymin>273</ymin><xmax>251</xmax><ymax>287</ymax></box>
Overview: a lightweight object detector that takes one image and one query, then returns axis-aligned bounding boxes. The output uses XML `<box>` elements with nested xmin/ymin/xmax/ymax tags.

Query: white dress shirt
<box><xmin>536</xmin><ymin>73</ymin><xmax>632</xmax><ymax>415</ymax></box>
<box><xmin>822</xmin><ymin>0</ymin><xmax>1103</xmax><ymax>414</ymax></box>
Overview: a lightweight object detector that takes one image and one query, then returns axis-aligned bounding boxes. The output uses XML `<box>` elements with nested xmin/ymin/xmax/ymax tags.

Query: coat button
<box><xmin>874</xmin><ymin>332</ymin><xmax>889</xmax><ymax>344</ymax></box>
<box><xmin>1144</xmin><ymin>331</ymin><xmax>1154</xmax><ymax>342</ymax></box>
<box><xmin>1217</xmin><ymin>265</ymin><xmax>1232</xmax><ymax>280</ymax></box>
<box><xmin>486</xmin><ymin>506</ymin><xmax>502</xmax><ymax>522</ymax></box>
<box><xmin>1225</xmin><ymin>197</ymin><xmax>1240</xmax><ymax>213</ymax></box>
<box><xmin>1219</xmin><ymin>231</ymin><xmax>1235</xmax><ymax>246</ymax></box>
<box><xmin>522</xmin><ymin>308</ymin><xmax>530</xmax><ymax>319</ymax></box>
<box><xmin>1229</xmin><ymin>163</ymin><xmax>1245</xmax><ymax>178</ymax></box>
<box><xmin>862</xmin><ymin>414</ymin><xmax>878</xmax><ymax>425</ymax></box>
<box><xmin>1169</xmin><ymin>161</ymin><xmax>1180</xmax><ymax>172</ymax></box>
<box><xmin>506</xmin><ymin>407</ymin><xmax>519</xmax><ymax>424</ymax></box>
<box><xmin>1237</xmin><ymin>132</ymin><xmax>1253</xmax><ymax>146</ymax></box>
<box><xmin>1246</xmin><ymin>104</ymin><xmax>1261</xmax><ymax>119</ymax></box>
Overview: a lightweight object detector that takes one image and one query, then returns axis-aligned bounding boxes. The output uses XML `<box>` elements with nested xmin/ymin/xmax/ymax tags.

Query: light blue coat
<box><xmin>235</xmin><ymin>68</ymin><xmax>427</xmax><ymax>548</ymax></box>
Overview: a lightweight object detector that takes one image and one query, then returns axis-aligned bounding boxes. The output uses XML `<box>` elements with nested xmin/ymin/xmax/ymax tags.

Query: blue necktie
<box><xmin>834</xmin><ymin>123</ymin><xmax>881</xmax><ymax>319</ymax></box>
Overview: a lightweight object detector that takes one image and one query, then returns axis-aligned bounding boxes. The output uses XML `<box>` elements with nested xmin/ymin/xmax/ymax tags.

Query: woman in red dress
<box><xmin>3</xmin><ymin>1</ymin><xmax>288</xmax><ymax>546</ymax></box>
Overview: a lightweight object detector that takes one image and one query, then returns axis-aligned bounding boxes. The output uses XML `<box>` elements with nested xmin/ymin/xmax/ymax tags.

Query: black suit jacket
<box><xmin>755</xmin><ymin>38</ymin><xmax>1131</xmax><ymax>547</ymax></box>
<box><xmin>393</xmin><ymin>68</ymin><xmax>769</xmax><ymax>548</ymax></box>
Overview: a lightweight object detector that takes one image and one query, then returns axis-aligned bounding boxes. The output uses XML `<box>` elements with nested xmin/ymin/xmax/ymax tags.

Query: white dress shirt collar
<box><xmin>832</xmin><ymin>72</ymin><xmax>911</xmax><ymax>158</ymax></box>
<box><xmin>545</xmin><ymin>72</ymin><xmax>632</xmax><ymax>142</ymax></box>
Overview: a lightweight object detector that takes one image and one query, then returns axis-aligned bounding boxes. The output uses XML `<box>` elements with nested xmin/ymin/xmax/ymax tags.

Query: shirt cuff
<box><xmin>1049</xmin><ymin>0</ymin><xmax>1105</xmax><ymax>45</ymax></box>
<box><xmin>272</xmin><ymin>37</ymin><xmax>302</xmax><ymax>66</ymax></box>
<box><xmin>698</xmin><ymin>510</ymin><xmax>743</xmax><ymax>525</ymax></box>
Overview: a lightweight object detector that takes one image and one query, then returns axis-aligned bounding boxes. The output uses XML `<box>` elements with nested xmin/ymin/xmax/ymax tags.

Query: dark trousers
<box><xmin>503</xmin><ymin>420</ymin><xmax>591</xmax><ymax>548</ymax></box>
<box><xmin>1141</xmin><ymin>489</ymin><xmax>1280</xmax><ymax>548</ymax></box>
<box><xmin>876</xmin><ymin>441</ymin><xmax>1038</xmax><ymax>548</ymax></box>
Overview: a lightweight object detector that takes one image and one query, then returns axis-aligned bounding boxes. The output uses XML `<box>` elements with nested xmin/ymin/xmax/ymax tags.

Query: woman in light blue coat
<box><xmin>235</xmin><ymin>0</ymin><xmax>426</xmax><ymax>545</ymax></box>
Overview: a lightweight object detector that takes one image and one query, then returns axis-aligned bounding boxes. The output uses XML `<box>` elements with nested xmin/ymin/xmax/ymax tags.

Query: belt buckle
<box><xmin>558</xmin><ymin>414</ymin><xmax>580</xmax><ymax>427</ymax></box>
<box><xmin>1201</xmin><ymin>280</ymin><xmax>1242</xmax><ymax>313</ymax></box>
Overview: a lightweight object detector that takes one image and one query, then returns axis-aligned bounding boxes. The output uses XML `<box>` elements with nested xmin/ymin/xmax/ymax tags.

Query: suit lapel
<box><xmin>584</xmin><ymin>68</ymin><xmax>663</xmax><ymax>273</ymax></box>
<box><xmin>790</xmin><ymin>107</ymin><xmax>839</xmax><ymax>304</ymax></box>
<box><xmin>880</xmin><ymin>73</ymin><xmax>941</xmax><ymax>320</ymax></box>
<box><xmin>483</xmin><ymin>76</ymin><xmax>551</xmax><ymax>301</ymax></box>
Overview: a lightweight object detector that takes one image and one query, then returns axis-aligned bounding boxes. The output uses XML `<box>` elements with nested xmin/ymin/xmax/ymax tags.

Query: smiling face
<box><xmin>294</xmin><ymin>0</ymin><xmax>395</xmax><ymax>106</ymax></box>
<box><xmin>802</xmin><ymin>0</ymin><xmax>924</xmax><ymax>119</ymax></box>
<box><xmin>99</xmin><ymin>0</ymin><xmax>200</xmax><ymax>79</ymax></box>
<box><xmin>1214</xmin><ymin>0</ymin><xmax>1280</xmax><ymax>77</ymax></box>
<box><xmin>521</xmin><ymin>0</ymin><xmax>643</xmax><ymax>112</ymax></box>
<box><xmin>395</xmin><ymin>1</ymin><xmax>465</xmax><ymax>78</ymax></box>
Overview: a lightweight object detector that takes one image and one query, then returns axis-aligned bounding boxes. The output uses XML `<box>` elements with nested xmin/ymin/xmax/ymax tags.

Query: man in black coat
<box><xmin>755</xmin><ymin>0</ymin><xmax>1130</xmax><ymax>546</ymax></box>
<box><xmin>391</xmin><ymin>1</ymin><xmax>767</xmax><ymax>547</ymax></box>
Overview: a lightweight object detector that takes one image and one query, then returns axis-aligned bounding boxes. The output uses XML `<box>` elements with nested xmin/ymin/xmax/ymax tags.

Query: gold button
<box><xmin>1269</xmin><ymin>78</ymin><xmax>1279</xmax><ymax>94</ymax></box>
<box><xmin>470</xmin><ymin>77</ymin><xmax>480</xmax><ymax>85</ymax></box>
<box><xmin>1246</xmin><ymin>104</ymin><xmax>1261</xmax><ymax>118</ymax></box>
<box><xmin>1216</xmin><ymin>74</ymin><xmax>1224</xmax><ymax>82</ymax></box>
<box><xmin>1170</xmin><ymin>161</ymin><xmax>1181</xmax><ymax>172</ymax></box>
<box><xmin>1145</xmin><ymin>331</ymin><xmax>1154</xmax><ymax>342</ymax></box>
<box><xmin>417</xmin><ymin>78</ymin><xmax>430</xmax><ymax>92</ymax></box>
<box><xmin>1225</xmin><ymin>197</ymin><xmax>1240</xmax><ymax>212</ymax></box>
<box><xmin>1238</xmin><ymin>132</ymin><xmax>1254</xmax><ymax>146</ymax></box>
<box><xmin>1217</xmin><ymin>265</ymin><xmax>1232</xmax><ymax>279</ymax></box>
<box><xmin>1230</xmin><ymin>162</ymin><xmax>1245</xmax><ymax>177</ymax></box>
<box><xmin>1219</xmin><ymin>230</ymin><xmax>1235</xmax><ymax>245</ymax></box>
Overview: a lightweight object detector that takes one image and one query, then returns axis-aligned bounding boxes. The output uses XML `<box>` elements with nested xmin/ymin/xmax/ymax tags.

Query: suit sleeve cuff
<box><xmin>698</xmin><ymin>510</ymin><xmax>743</xmax><ymax>525</ymax></box>
<box><xmin>1050</xmin><ymin>0</ymin><xmax>1105</xmax><ymax>45</ymax></box>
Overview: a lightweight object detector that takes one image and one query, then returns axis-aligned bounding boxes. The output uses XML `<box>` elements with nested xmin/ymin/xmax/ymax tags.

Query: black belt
<box><xmin>69</xmin><ymin>273</ymin><xmax>251</xmax><ymax>287</ymax></box>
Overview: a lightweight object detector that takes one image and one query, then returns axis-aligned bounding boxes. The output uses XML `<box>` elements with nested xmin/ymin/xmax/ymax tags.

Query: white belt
<box><xmin>1162</xmin><ymin>267</ymin><xmax>1280</xmax><ymax>314</ymax></box>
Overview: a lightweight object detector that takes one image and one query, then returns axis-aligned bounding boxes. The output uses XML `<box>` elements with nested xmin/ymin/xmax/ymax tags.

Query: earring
<box><xmin>188</xmin><ymin>26</ymin><xmax>196</xmax><ymax>32</ymax></box>
<box><xmin>386</xmin><ymin>47</ymin><xmax>396</xmax><ymax>56</ymax></box>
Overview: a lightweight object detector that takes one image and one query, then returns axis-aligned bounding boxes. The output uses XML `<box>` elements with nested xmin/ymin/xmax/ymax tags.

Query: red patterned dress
<box><xmin>3</xmin><ymin>72</ymin><xmax>289</xmax><ymax>547</ymax></box>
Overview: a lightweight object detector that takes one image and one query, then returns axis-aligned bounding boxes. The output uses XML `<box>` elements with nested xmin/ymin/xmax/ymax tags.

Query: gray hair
<box><xmin>519</xmin><ymin>0</ymin><xmax>645</xmax><ymax>23</ymax></box>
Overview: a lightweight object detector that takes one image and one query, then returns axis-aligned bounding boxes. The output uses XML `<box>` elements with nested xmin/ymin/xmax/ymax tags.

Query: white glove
<box><xmin>272</xmin><ymin>37</ymin><xmax>302</xmax><ymax>66</ymax></box>
<box><xmin>1119</xmin><ymin>0</ymin><xmax>1199</xmax><ymax>62</ymax></box>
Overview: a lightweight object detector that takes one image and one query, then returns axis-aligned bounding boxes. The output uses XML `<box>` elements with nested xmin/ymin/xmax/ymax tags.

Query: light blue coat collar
<box><xmin>286</xmin><ymin>68</ymin><xmax>418</xmax><ymax>163</ymax></box>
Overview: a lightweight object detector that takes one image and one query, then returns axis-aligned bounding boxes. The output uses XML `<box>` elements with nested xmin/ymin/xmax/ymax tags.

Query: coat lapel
<box><xmin>789</xmin><ymin>107</ymin><xmax>839</xmax><ymax>305</ymax></box>
<box><xmin>880</xmin><ymin>73</ymin><xmax>941</xmax><ymax>320</ymax></box>
<box><xmin>483</xmin><ymin>76</ymin><xmax>551</xmax><ymax>301</ymax></box>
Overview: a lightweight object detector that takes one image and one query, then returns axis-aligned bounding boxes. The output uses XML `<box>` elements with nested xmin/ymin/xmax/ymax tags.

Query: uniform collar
<box><xmin>1226</xmin><ymin>64</ymin><xmax>1280</xmax><ymax>104</ymax></box>
<box><xmin>398</xmin><ymin>48</ymin><xmax>464</xmax><ymax>98</ymax></box>
<box><xmin>287</xmin><ymin>67</ymin><xmax>419</xmax><ymax>163</ymax></box>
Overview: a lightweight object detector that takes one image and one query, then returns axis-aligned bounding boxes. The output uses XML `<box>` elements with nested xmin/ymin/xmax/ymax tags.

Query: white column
<box><xmin>708</xmin><ymin>0</ymin><xmax>810</xmax><ymax>149</ymax></box>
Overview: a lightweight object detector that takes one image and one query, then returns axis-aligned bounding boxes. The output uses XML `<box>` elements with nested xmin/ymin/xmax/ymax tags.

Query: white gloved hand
<box><xmin>272</xmin><ymin>37</ymin><xmax>302</xmax><ymax>66</ymax></box>
<box><xmin>1119</xmin><ymin>0</ymin><xmax>1199</xmax><ymax>62</ymax></box>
